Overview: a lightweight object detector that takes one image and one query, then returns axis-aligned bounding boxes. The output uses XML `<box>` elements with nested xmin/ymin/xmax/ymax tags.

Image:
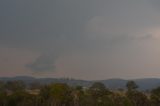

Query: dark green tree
<box><xmin>150</xmin><ymin>86</ymin><xmax>160</xmax><ymax>106</ymax></box>
<box><xmin>5</xmin><ymin>81</ymin><xmax>25</xmax><ymax>92</ymax></box>
<box><xmin>88</xmin><ymin>82</ymin><xmax>111</xmax><ymax>106</ymax></box>
<box><xmin>126</xmin><ymin>81</ymin><xmax>138</xmax><ymax>91</ymax></box>
<box><xmin>49</xmin><ymin>83</ymin><xmax>73</xmax><ymax>106</ymax></box>
<box><xmin>126</xmin><ymin>90</ymin><xmax>150</xmax><ymax>106</ymax></box>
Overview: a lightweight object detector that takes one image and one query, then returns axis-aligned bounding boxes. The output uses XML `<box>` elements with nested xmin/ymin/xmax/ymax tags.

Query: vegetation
<box><xmin>0</xmin><ymin>80</ymin><xmax>159</xmax><ymax>106</ymax></box>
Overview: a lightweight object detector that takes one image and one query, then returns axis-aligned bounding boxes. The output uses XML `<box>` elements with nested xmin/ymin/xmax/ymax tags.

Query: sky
<box><xmin>1</xmin><ymin>0</ymin><xmax>160</xmax><ymax>80</ymax></box>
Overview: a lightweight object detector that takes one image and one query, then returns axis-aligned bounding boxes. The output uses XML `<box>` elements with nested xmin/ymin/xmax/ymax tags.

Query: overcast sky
<box><xmin>1</xmin><ymin>0</ymin><xmax>160</xmax><ymax>80</ymax></box>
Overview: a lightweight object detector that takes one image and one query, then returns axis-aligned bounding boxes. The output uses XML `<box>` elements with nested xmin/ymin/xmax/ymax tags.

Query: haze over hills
<box><xmin>0</xmin><ymin>76</ymin><xmax>160</xmax><ymax>91</ymax></box>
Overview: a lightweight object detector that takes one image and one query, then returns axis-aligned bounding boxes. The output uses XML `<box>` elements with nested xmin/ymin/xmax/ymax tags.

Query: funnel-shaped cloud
<box><xmin>26</xmin><ymin>54</ymin><xmax>57</xmax><ymax>72</ymax></box>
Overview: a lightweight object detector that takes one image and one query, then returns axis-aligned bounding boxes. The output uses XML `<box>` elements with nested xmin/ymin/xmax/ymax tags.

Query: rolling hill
<box><xmin>0</xmin><ymin>76</ymin><xmax>160</xmax><ymax>90</ymax></box>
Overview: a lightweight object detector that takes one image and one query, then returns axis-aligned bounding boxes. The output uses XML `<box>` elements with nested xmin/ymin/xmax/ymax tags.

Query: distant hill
<box><xmin>0</xmin><ymin>76</ymin><xmax>160</xmax><ymax>90</ymax></box>
<box><xmin>0</xmin><ymin>76</ymin><xmax>92</xmax><ymax>87</ymax></box>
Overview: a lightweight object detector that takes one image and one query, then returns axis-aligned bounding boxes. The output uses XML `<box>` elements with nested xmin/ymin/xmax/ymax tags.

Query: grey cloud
<box><xmin>1</xmin><ymin>0</ymin><xmax>160</xmax><ymax>79</ymax></box>
<box><xmin>0</xmin><ymin>0</ymin><xmax>156</xmax><ymax>51</ymax></box>
<box><xmin>0</xmin><ymin>0</ymin><xmax>92</xmax><ymax>50</ymax></box>
<box><xmin>26</xmin><ymin>54</ymin><xmax>58</xmax><ymax>72</ymax></box>
<box><xmin>149</xmin><ymin>0</ymin><xmax>160</xmax><ymax>10</ymax></box>
<box><xmin>134</xmin><ymin>34</ymin><xmax>153</xmax><ymax>40</ymax></box>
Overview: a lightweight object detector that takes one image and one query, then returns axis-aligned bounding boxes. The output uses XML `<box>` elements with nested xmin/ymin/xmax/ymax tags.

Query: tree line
<box><xmin>0</xmin><ymin>80</ymin><xmax>160</xmax><ymax>106</ymax></box>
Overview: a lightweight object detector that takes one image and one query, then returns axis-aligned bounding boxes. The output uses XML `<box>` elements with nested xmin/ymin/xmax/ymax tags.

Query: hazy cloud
<box><xmin>1</xmin><ymin>0</ymin><xmax>160</xmax><ymax>79</ymax></box>
<box><xmin>26</xmin><ymin>54</ymin><xmax>57</xmax><ymax>72</ymax></box>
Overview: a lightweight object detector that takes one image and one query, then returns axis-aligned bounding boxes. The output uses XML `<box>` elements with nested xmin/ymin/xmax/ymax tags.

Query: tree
<box><xmin>7</xmin><ymin>91</ymin><xmax>36</xmax><ymax>106</ymax></box>
<box><xmin>0</xmin><ymin>81</ymin><xmax>5</xmax><ymax>91</ymax></box>
<box><xmin>109</xmin><ymin>93</ymin><xmax>133</xmax><ymax>106</ymax></box>
<box><xmin>89</xmin><ymin>82</ymin><xmax>110</xmax><ymax>96</ymax></box>
<box><xmin>39</xmin><ymin>85</ymin><xmax>51</xmax><ymax>106</ymax></box>
<box><xmin>88</xmin><ymin>82</ymin><xmax>111</xmax><ymax>106</ymax></box>
<box><xmin>150</xmin><ymin>86</ymin><xmax>160</xmax><ymax>106</ymax></box>
<box><xmin>0</xmin><ymin>91</ymin><xmax>7</xmax><ymax>106</ymax></box>
<box><xmin>72</xmin><ymin>86</ymin><xmax>92</xmax><ymax>106</ymax></box>
<box><xmin>30</xmin><ymin>82</ymin><xmax>42</xmax><ymax>90</ymax></box>
<box><xmin>90</xmin><ymin>82</ymin><xmax>106</xmax><ymax>90</ymax></box>
<box><xmin>126</xmin><ymin>81</ymin><xmax>150</xmax><ymax>106</ymax></box>
<box><xmin>39</xmin><ymin>83</ymin><xmax>73</xmax><ymax>106</ymax></box>
<box><xmin>49</xmin><ymin>83</ymin><xmax>73</xmax><ymax>106</ymax></box>
<box><xmin>5</xmin><ymin>81</ymin><xmax>26</xmax><ymax>92</ymax></box>
<box><xmin>126</xmin><ymin>81</ymin><xmax>138</xmax><ymax>91</ymax></box>
<box><xmin>126</xmin><ymin>90</ymin><xmax>150</xmax><ymax>106</ymax></box>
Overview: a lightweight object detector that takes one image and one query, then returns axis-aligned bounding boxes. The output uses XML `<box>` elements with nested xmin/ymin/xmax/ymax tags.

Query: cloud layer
<box><xmin>1</xmin><ymin>0</ymin><xmax>160</xmax><ymax>79</ymax></box>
